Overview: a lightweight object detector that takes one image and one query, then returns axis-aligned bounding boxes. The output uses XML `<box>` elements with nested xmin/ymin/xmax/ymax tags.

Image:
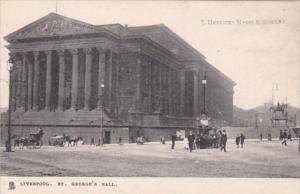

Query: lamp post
<box><xmin>100</xmin><ymin>83</ymin><xmax>105</xmax><ymax>146</ymax></box>
<box><xmin>202</xmin><ymin>72</ymin><xmax>207</xmax><ymax>115</ymax></box>
<box><xmin>5</xmin><ymin>60</ymin><xmax>14</xmax><ymax>152</ymax></box>
<box><xmin>218</xmin><ymin>111</ymin><xmax>223</xmax><ymax>129</ymax></box>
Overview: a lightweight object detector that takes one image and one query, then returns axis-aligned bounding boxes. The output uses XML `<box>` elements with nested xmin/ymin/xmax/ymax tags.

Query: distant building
<box><xmin>1</xmin><ymin>13</ymin><xmax>235</xmax><ymax>144</ymax></box>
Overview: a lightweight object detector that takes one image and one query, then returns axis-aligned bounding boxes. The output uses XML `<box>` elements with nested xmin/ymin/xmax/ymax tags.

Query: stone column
<box><xmin>15</xmin><ymin>55</ymin><xmax>22</xmax><ymax>111</ymax></box>
<box><xmin>168</xmin><ymin>68</ymin><xmax>172</xmax><ymax>115</ymax></box>
<box><xmin>148</xmin><ymin>60</ymin><xmax>152</xmax><ymax>112</ymax></box>
<box><xmin>135</xmin><ymin>54</ymin><xmax>141</xmax><ymax>112</ymax></box>
<box><xmin>84</xmin><ymin>48</ymin><xmax>93</xmax><ymax>110</ymax></box>
<box><xmin>70</xmin><ymin>49</ymin><xmax>79</xmax><ymax>111</ymax></box>
<box><xmin>107</xmin><ymin>50</ymin><xmax>113</xmax><ymax>104</ymax></box>
<box><xmin>180</xmin><ymin>70</ymin><xmax>185</xmax><ymax>116</ymax></box>
<box><xmin>193</xmin><ymin>71</ymin><xmax>199</xmax><ymax>117</ymax></box>
<box><xmin>157</xmin><ymin>65</ymin><xmax>163</xmax><ymax>113</ymax></box>
<box><xmin>45</xmin><ymin>50</ymin><xmax>52</xmax><ymax>111</ymax></box>
<box><xmin>163</xmin><ymin>66</ymin><xmax>168</xmax><ymax>114</ymax></box>
<box><xmin>96</xmin><ymin>48</ymin><xmax>106</xmax><ymax>109</ymax></box>
<box><xmin>9</xmin><ymin>53</ymin><xmax>17</xmax><ymax>111</ymax></box>
<box><xmin>21</xmin><ymin>52</ymin><xmax>27</xmax><ymax>111</ymax></box>
<box><xmin>32</xmin><ymin>51</ymin><xmax>40</xmax><ymax>110</ymax></box>
<box><xmin>57</xmin><ymin>50</ymin><xmax>65</xmax><ymax>111</ymax></box>
<box><xmin>114</xmin><ymin>53</ymin><xmax>120</xmax><ymax>118</ymax></box>
<box><xmin>27</xmin><ymin>55</ymin><xmax>33</xmax><ymax>110</ymax></box>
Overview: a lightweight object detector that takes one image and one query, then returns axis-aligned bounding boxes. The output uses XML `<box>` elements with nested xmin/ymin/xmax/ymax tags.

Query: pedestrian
<box><xmin>268</xmin><ymin>132</ymin><xmax>272</xmax><ymax>141</ymax></box>
<box><xmin>171</xmin><ymin>134</ymin><xmax>176</xmax><ymax>149</ymax></box>
<box><xmin>260</xmin><ymin>133</ymin><xmax>263</xmax><ymax>141</ymax></box>
<box><xmin>240</xmin><ymin>133</ymin><xmax>245</xmax><ymax>148</ymax></box>
<box><xmin>119</xmin><ymin>137</ymin><xmax>122</xmax><ymax>145</ymax></box>
<box><xmin>90</xmin><ymin>137</ymin><xmax>95</xmax><ymax>146</ymax></box>
<box><xmin>218</xmin><ymin>130</ymin><xmax>222</xmax><ymax>149</ymax></box>
<box><xmin>220</xmin><ymin>129</ymin><xmax>227</xmax><ymax>152</ymax></box>
<box><xmin>161</xmin><ymin>136</ymin><xmax>165</xmax><ymax>144</ymax></box>
<box><xmin>279</xmin><ymin>130</ymin><xmax>283</xmax><ymax>140</ymax></box>
<box><xmin>196</xmin><ymin>134</ymin><xmax>201</xmax><ymax>149</ymax></box>
<box><xmin>235</xmin><ymin>134</ymin><xmax>240</xmax><ymax>148</ymax></box>
<box><xmin>281</xmin><ymin>130</ymin><xmax>287</xmax><ymax>146</ymax></box>
<box><xmin>187</xmin><ymin>131</ymin><xmax>195</xmax><ymax>152</ymax></box>
<box><xmin>287</xmin><ymin>132</ymin><xmax>292</xmax><ymax>141</ymax></box>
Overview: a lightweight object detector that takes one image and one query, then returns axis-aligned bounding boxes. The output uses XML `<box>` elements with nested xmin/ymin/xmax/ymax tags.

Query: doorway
<box><xmin>104</xmin><ymin>131</ymin><xmax>111</xmax><ymax>144</ymax></box>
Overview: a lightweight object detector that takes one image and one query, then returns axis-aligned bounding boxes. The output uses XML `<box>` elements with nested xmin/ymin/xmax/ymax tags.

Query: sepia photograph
<box><xmin>0</xmin><ymin>0</ymin><xmax>299</xmax><ymax>193</ymax></box>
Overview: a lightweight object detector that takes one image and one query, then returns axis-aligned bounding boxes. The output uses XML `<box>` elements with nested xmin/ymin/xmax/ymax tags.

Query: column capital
<box><xmin>19</xmin><ymin>51</ymin><xmax>28</xmax><ymax>58</ymax></box>
<box><xmin>83</xmin><ymin>47</ymin><xmax>93</xmax><ymax>54</ymax></box>
<box><xmin>193</xmin><ymin>70</ymin><xmax>199</xmax><ymax>76</ymax></box>
<box><xmin>8</xmin><ymin>52</ymin><xmax>18</xmax><ymax>63</ymax></box>
<box><xmin>33</xmin><ymin>51</ymin><xmax>39</xmax><ymax>58</ymax></box>
<box><xmin>44</xmin><ymin>50</ymin><xmax>52</xmax><ymax>56</ymax></box>
<box><xmin>96</xmin><ymin>47</ymin><xmax>104</xmax><ymax>53</ymax></box>
<box><xmin>70</xmin><ymin>49</ymin><xmax>79</xmax><ymax>55</ymax></box>
<box><xmin>57</xmin><ymin>49</ymin><xmax>65</xmax><ymax>56</ymax></box>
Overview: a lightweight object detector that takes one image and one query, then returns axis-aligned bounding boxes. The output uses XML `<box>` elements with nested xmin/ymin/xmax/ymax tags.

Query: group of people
<box><xmin>178</xmin><ymin>129</ymin><xmax>228</xmax><ymax>153</ymax></box>
<box><xmin>235</xmin><ymin>133</ymin><xmax>246</xmax><ymax>148</ymax></box>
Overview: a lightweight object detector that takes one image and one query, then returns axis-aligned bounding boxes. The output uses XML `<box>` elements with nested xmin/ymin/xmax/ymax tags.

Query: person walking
<box><xmin>260</xmin><ymin>133</ymin><xmax>263</xmax><ymax>141</ymax></box>
<box><xmin>235</xmin><ymin>134</ymin><xmax>240</xmax><ymax>148</ymax></box>
<box><xmin>196</xmin><ymin>134</ymin><xmax>201</xmax><ymax>149</ymax></box>
<box><xmin>218</xmin><ymin>130</ymin><xmax>222</xmax><ymax>149</ymax></box>
<box><xmin>279</xmin><ymin>130</ymin><xmax>283</xmax><ymax>140</ymax></box>
<box><xmin>240</xmin><ymin>133</ymin><xmax>245</xmax><ymax>148</ymax></box>
<box><xmin>287</xmin><ymin>132</ymin><xmax>292</xmax><ymax>141</ymax></box>
<box><xmin>220</xmin><ymin>130</ymin><xmax>227</xmax><ymax>152</ymax></box>
<box><xmin>171</xmin><ymin>134</ymin><xmax>176</xmax><ymax>149</ymax></box>
<box><xmin>281</xmin><ymin>130</ymin><xmax>287</xmax><ymax>146</ymax></box>
<box><xmin>188</xmin><ymin>131</ymin><xmax>195</xmax><ymax>152</ymax></box>
<box><xmin>90</xmin><ymin>137</ymin><xmax>95</xmax><ymax>146</ymax></box>
<box><xmin>161</xmin><ymin>136</ymin><xmax>165</xmax><ymax>144</ymax></box>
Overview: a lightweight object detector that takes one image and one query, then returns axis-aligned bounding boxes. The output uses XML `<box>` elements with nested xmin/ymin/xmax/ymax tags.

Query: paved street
<box><xmin>1</xmin><ymin>140</ymin><xmax>299</xmax><ymax>177</ymax></box>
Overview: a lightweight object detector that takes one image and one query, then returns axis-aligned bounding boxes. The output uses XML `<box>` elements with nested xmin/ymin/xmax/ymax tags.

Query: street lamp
<box><xmin>5</xmin><ymin>59</ymin><xmax>14</xmax><ymax>152</ymax></box>
<box><xmin>218</xmin><ymin>111</ymin><xmax>223</xmax><ymax>128</ymax></box>
<box><xmin>202</xmin><ymin>72</ymin><xmax>207</xmax><ymax>115</ymax></box>
<box><xmin>100</xmin><ymin>83</ymin><xmax>105</xmax><ymax>146</ymax></box>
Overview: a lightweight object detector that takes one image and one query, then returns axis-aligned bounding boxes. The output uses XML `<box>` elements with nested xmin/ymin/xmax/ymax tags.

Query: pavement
<box><xmin>1</xmin><ymin>140</ymin><xmax>299</xmax><ymax>177</ymax></box>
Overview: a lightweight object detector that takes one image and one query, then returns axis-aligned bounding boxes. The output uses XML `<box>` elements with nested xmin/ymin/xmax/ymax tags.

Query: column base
<box><xmin>83</xmin><ymin>107</ymin><xmax>91</xmax><ymax>112</ymax></box>
<box><xmin>32</xmin><ymin>106</ymin><xmax>39</xmax><ymax>111</ymax></box>
<box><xmin>15</xmin><ymin>108</ymin><xmax>25</xmax><ymax>112</ymax></box>
<box><xmin>41</xmin><ymin>108</ymin><xmax>51</xmax><ymax>112</ymax></box>
<box><xmin>67</xmin><ymin>107</ymin><xmax>77</xmax><ymax>112</ymax></box>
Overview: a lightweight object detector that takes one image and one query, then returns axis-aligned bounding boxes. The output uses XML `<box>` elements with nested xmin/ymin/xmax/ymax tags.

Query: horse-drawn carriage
<box><xmin>136</xmin><ymin>136</ymin><xmax>145</xmax><ymax>145</ymax></box>
<box><xmin>48</xmin><ymin>135</ymin><xmax>65</xmax><ymax>146</ymax></box>
<box><xmin>48</xmin><ymin>134</ymin><xmax>83</xmax><ymax>147</ymax></box>
<box><xmin>13</xmin><ymin>128</ymin><xmax>44</xmax><ymax>149</ymax></box>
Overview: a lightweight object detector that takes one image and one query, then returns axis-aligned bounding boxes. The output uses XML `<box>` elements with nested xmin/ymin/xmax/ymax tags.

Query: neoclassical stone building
<box><xmin>1</xmin><ymin>13</ymin><xmax>235</xmax><ymax>144</ymax></box>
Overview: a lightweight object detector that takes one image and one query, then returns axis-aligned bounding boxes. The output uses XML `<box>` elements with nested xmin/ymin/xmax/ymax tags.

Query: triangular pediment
<box><xmin>4</xmin><ymin>13</ymin><xmax>100</xmax><ymax>42</ymax></box>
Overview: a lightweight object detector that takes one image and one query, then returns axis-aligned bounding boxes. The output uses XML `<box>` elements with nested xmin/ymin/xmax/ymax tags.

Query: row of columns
<box><xmin>10</xmin><ymin>47</ymin><xmax>108</xmax><ymax>112</ymax></box>
<box><xmin>138</xmin><ymin>55</ymin><xmax>184</xmax><ymax>116</ymax></box>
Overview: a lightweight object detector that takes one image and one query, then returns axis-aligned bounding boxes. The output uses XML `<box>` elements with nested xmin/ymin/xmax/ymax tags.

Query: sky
<box><xmin>0</xmin><ymin>1</ymin><xmax>299</xmax><ymax>110</ymax></box>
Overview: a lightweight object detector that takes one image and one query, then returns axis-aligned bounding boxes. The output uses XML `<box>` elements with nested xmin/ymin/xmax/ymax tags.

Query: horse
<box><xmin>12</xmin><ymin>135</ymin><xmax>27</xmax><ymax>149</ymax></box>
<box><xmin>65</xmin><ymin>136</ymin><xmax>82</xmax><ymax>147</ymax></box>
<box><xmin>12</xmin><ymin>129</ymin><xmax>44</xmax><ymax>149</ymax></box>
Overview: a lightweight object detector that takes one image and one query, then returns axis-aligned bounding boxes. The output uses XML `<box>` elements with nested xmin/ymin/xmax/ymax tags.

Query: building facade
<box><xmin>1</xmin><ymin>13</ymin><xmax>235</xmax><ymax>144</ymax></box>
